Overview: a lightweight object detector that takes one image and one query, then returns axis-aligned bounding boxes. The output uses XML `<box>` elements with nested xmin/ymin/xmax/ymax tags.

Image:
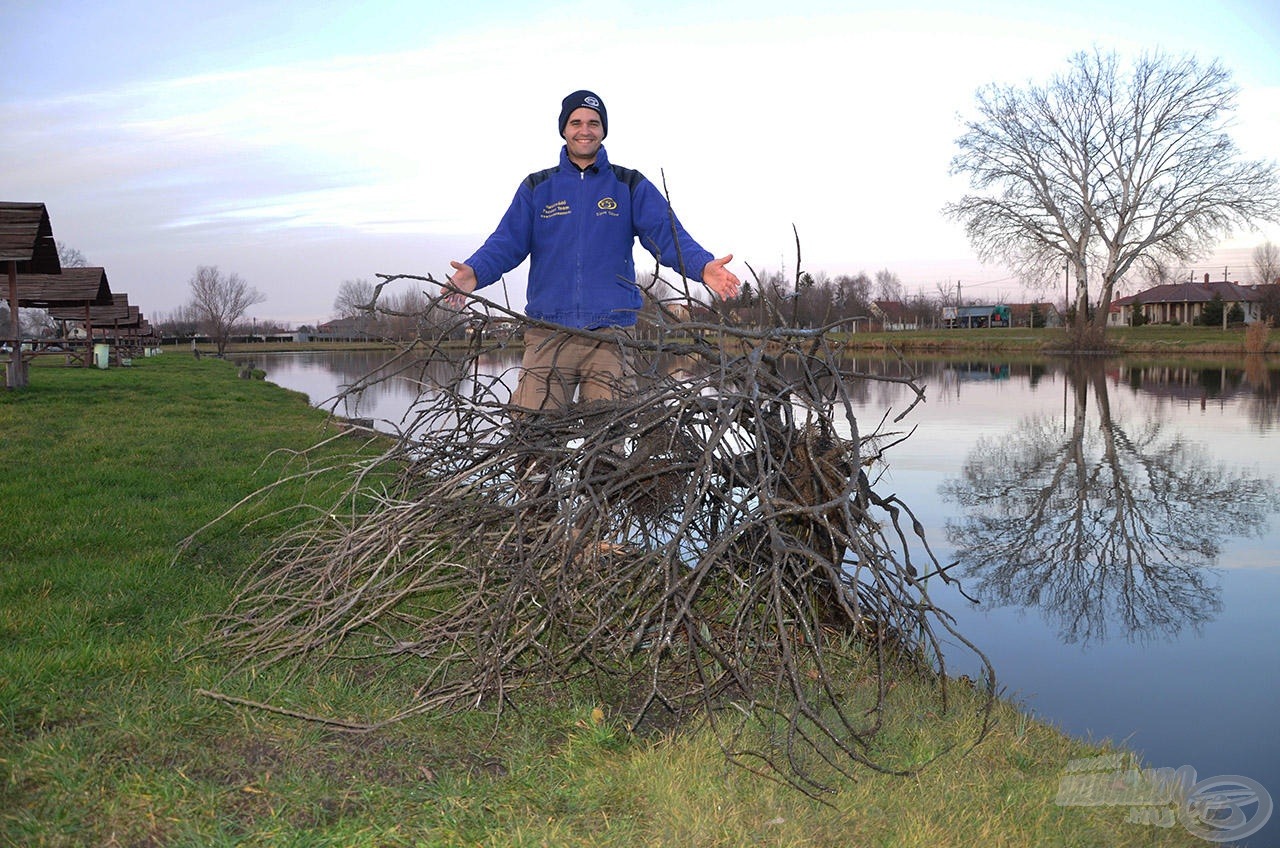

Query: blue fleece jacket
<box><xmin>464</xmin><ymin>145</ymin><xmax>715</xmax><ymax>329</ymax></box>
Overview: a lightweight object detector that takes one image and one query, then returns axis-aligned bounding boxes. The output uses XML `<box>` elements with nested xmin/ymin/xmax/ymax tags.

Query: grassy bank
<box><xmin>832</xmin><ymin>324</ymin><xmax>1278</xmax><ymax>355</ymax></box>
<box><xmin>2</xmin><ymin>355</ymin><xmax>1204</xmax><ymax>846</ymax></box>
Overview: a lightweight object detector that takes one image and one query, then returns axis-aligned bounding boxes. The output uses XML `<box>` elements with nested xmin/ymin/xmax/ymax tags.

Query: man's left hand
<box><xmin>702</xmin><ymin>255</ymin><xmax>740</xmax><ymax>300</ymax></box>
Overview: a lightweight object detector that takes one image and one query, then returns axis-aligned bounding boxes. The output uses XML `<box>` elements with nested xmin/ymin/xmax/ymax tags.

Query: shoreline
<box><xmin>195</xmin><ymin>323</ymin><xmax>1278</xmax><ymax>359</ymax></box>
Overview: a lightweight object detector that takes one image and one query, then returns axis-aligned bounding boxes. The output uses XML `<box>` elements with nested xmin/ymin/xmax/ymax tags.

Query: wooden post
<box><xmin>6</xmin><ymin>260</ymin><xmax>27</xmax><ymax>388</ymax></box>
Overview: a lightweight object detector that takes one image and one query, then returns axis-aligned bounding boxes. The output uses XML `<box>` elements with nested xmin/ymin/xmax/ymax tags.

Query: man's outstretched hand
<box><xmin>702</xmin><ymin>254</ymin><xmax>741</xmax><ymax>300</ymax></box>
<box><xmin>443</xmin><ymin>261</ymin><xmax>477</xmax><ymax>308</ymax></box>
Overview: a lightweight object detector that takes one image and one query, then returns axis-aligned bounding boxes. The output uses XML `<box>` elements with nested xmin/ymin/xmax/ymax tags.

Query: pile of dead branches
<box><xmin>196</xmin><ymin>271</ymin><xmax>993</xmax><ymax>794</ymax></box>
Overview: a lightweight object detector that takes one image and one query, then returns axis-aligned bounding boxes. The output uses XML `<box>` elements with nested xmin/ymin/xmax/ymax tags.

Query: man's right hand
<box><xmin>444</xmin><ymin>261</ymin><xmax>478</xmax><ymax>308</ymax></box>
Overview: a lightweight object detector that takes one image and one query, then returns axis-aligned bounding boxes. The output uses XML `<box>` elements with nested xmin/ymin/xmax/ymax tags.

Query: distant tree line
<box><xmin>135</xmin><ymin>234</ymin><xmax>1280</xmax><ymax>345</ymax></box>
<box><xmin>637</xmin><ymin>264</ymin><xmax>1009</xmax><ymax>331</ymax></box>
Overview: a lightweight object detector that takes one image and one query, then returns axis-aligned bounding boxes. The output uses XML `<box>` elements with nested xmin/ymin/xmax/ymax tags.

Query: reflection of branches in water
<box><xmin>942</xmin><ymin>362</ymin><xmax>1280</xmax><ymax>644</ymax></box>
<box><xmin>1112</xmin><ymin>359</ymin><xmax>1280</xmax><ymax>432</ymax></box>
<box><xmin>1238</xmin><ymin>355</ymin><xmax>1279</xmax><ymax>432</ymax></box>
<box><xmin>201</xmin><ymin>274</ymin><xmax>995</xmax><ymax>792</ymax></box>
<box><xmin>311</xmin><ymin>348</ymin><xmax>525</xmax><ymax>433</ymax></box>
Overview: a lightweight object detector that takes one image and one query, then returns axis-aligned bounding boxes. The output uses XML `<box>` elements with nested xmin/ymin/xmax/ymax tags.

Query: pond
<box><xmin>258</xmin><ymin>348</ymin><xmax>1280</xmax><ymax>844</ymax></box>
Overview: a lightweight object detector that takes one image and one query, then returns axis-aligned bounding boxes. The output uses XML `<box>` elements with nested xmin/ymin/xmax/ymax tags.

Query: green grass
<box><xmin>828</xmin><ymin>323</ymin><xmax>1277</xmax><ymax>354</ymax></box>
<box><xmin>1</xmin><ymin>354</ymin><xmax>1206</xmax><ymax>846</ymax></box>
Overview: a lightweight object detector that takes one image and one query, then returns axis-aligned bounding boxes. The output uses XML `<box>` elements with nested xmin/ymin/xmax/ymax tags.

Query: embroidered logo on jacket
<box><xmin>596</xmin><ymin>197</ymin><xmax>619</xmax><ymax>217</ymax></box>
<box><xmin>540</xmin><ymin>200</ymin><xmax>571</xmax><ymax>219</ymax></box>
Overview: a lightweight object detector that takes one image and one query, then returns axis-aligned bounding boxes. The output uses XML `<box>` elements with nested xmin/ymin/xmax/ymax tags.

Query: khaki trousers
<box><xmin>511</xmin><ymin>327</ymin><xmax>634</xmax><ymax>412</ymax></box>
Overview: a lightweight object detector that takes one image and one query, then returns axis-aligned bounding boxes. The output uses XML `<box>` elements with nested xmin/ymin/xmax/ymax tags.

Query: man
<box><xmin>445</xmin><ymin>89</ymin><xmax>740</xmax><ymax>411</ymax></box>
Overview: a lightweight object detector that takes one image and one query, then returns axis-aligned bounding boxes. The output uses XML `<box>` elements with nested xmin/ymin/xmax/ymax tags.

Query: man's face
<box><xmin>563</xmin><ymin>106</ymin><xmax>604</xmax><ymax>164</ymax></box>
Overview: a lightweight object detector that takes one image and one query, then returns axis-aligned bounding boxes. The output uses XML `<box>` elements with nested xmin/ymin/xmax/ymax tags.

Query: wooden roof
<box><xmin>5</xmin><ymin>267</ymin><xmax>113</xmax><ymax>308</ymax></box>
<box><xmin>94</xmin><ymin>315</ymin><xmax>151</xmax><ymax>336</ymax></box>
<box><xmin>49</xmin><ymin>293</ymin><xmax>137</xmax><ymax>324</ymax></box>
<box><xmin>0</xmin><ymin>202</ymin><xmax>61</xmax><ymax>273</ymax></box>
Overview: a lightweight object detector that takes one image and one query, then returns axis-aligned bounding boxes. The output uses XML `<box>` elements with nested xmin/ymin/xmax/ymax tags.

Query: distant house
<box><xmin>870</xmin><ymin>300</ymin><xmax>919</xmax><ymax>331</ymax></box>
<box><xmin>1109</xmin><ymin>278</ymin><xmax>1267</xmax><ymax>326</ymax></box>
<box><xmin>1006</xmin><ymin>302</ymin><xmax>1062</xmax><ymax>328</ymax></box>
<box><xmin>942</xmin><ymin>304</ymin><xmax>1010</xmax><ymax>329</ymax></box>
<box><xmin>313</xmin><ymin>316</ymin><xmax>380</xmax><ymax>341</ymax></box>
<box><xmin>463</xmin><ymin>317</ymin><xmax>522</xmax><ymax>341</ymax></box>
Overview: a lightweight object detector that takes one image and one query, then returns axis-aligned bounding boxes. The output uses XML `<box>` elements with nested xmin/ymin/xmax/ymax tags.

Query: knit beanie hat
<box><xmin>558</xmin><ymin>90</ymin><xmax>607</xmax><ymax>138</ymax></box>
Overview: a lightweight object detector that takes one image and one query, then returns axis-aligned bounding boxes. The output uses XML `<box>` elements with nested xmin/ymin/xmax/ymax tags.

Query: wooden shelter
<box><xmin>49</xmin><ymin>293</ymin><xmax>135</xmax><ymax>326</ymax></box>
<box><xmin>49</xmin><ymin>294</ymin><xmax>148</xmax><ymax>363</ymax></box>
<box><xmin>0</xmin><ymin>202</ymin><xmax>60</xmax><ymax>273</ymax></box>
<box><xmin>11</xmin><ymin>266</ymin><xmax>112</xmax><ymax>309</ymax></box>
<box><xmin>2</xmin><ymin>202</ymin><xmax>62</xmax><ymax>387</ymax></box>
<box><xmin>8</xmin><ymin>267</ymin><xmax>115</xmax><ymax>365</ymax></box>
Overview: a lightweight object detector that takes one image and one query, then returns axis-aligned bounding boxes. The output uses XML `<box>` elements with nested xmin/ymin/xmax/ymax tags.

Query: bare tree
<box><xmin>906</xmin><ymin>292</ymin><xmax>937</xmax><ymax>328</ymax></box>
<box><xmin>1252</xmin><ymin>241</ymin><xmax>1280</xmax><ymax>323</ymax></box>
<box><xmin>946</xmin><ymin>61</ymin><xmax>1098</xmax><ymax>332</ymax></box>
<box><xmin>381</xmin><ymin>287</ymin><xmax>431</xmax><ymax>340</ymax></box>
<box><xmin>333</xmin><ymin>278</ymin><xmax>376</xmax><ymax>319</ymax></box>
<box><xmin>933</xmin><ymin>280</ymin><xmax>960</xmax><ymax>311</ymax></box>
<box><xmin>188</xmin><ymin>265</ymin><xmax>266</xmax><ymax>356</ymax></box>
<box><xmin>1136</xmin><ymin>254</ymin><xmax>1178</xmax><ymax>289</ymax></box>
<box><xmin>1252</xmin><ymin>241</ymin><xmax>1280</xmax><ymax>287</ymax></box>
<box><xmin>56</xmin><ymin>241</ymin><xmax>88</xmax><ymax>268</ymax></box>
<box><xmin>948</xmin><ymin>49</ymin><xmax>1280</xmax><ymax>340</ymax></box>
<box><xmin>874</xmin><ymin>268</ymin><xmax>904</xmax><ymax>303</ymax></box>
<box><xmin>835</xmin><ymin>272</ymin><xmax>872</xmax><ymax>317</ymax></box>
<box><xmin>154</xmin><ymin>304</ymin><xmax>202</xmax><ymax>339</ymax></box>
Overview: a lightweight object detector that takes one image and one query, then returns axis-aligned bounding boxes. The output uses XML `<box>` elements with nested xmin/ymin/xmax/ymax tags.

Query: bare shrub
<box><xmin>194</xmin><ymin>272</ymin><xmax>993</xmax><ymax>794</ymax></box>
<box><xmin>1244</xmin><ymin>318</ymin><xmax>1273</xmax><ymax>355</ymax></box>
<box><xmin>1060</xmin><ymin>322</ymin><xmax>1112</xmax><ymax>353</ymax></box>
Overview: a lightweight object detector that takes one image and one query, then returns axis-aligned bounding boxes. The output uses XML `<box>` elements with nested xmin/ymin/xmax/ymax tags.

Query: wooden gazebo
<box><xmin>2</xmin><ymin>202</ymin><xmax>62</xmax><ymax>387</ymax></box>
<box><xmin>49</xmin><ymin>294</ymin><xmax>146</xmax><ymax>363</ymax></box>
<box><xmin>10</xmin><ymin>267</ymin><xmax>115</xmax><ymax>364</ymax></box>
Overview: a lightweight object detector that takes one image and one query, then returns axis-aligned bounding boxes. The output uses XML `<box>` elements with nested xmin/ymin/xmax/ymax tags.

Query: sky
<box><xmin>5</xmin><ymin>0</ymin><xmax>1280</xmax><ymax>326</ymax></box>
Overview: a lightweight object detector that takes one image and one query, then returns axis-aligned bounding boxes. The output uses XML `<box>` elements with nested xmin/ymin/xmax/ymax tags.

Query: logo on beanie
<box><xmin>583</xmin><ymin>95</ymin><xmax>601</xmax><ymax>109</ymax></box>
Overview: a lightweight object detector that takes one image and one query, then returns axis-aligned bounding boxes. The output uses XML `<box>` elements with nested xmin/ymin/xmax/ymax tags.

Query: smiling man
<box><xmin>445</xmin><ymin>88</ymin><xmax>739</xmax><ymax>411</ymax></box>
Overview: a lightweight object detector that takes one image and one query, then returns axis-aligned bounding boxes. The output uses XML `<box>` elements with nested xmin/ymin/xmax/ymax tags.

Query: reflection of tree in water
<box><xmin>940</xmin><ymin>360</ymin><xmax>1280</xmax><ymax>643</ymax></box>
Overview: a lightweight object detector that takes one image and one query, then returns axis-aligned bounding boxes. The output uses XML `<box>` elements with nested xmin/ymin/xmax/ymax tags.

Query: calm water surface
<box><xmin>260</xmin><ymin>349</ymin><xmax>1280</xmax><ymax>843</ymax></box>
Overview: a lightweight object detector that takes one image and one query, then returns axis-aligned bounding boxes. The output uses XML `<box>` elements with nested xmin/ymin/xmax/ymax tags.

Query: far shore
<box><xmin>199</xmin><ymin>323</ymin><xmax>1277</xmax><ymax>359</ymax></box>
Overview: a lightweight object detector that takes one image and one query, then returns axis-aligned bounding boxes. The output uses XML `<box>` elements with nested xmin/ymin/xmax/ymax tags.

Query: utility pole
<box><xmin>1223</xmin><ymin>267</ymin><xmax>1229</xmax><ymax>331</ymax></box>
